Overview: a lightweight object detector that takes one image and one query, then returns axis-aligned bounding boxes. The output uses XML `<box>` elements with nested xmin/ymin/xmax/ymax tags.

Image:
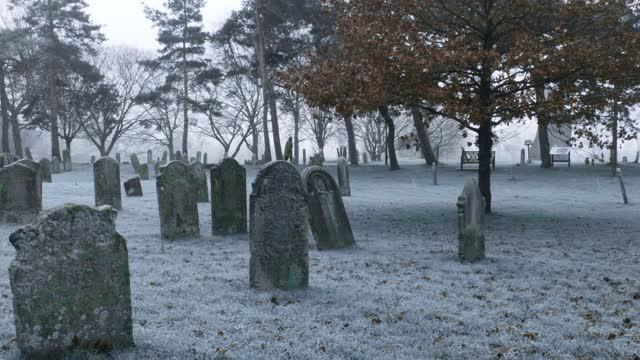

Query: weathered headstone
<box><xmin>156</xmin><ymin>161</ymin><xmax>200</xmax><ymax>239</ymax></box>
<box><xmin>196</xmin><ymin>151</ymin><xmax>202</xmax><ymax>163</ymax></box>
<box><xmin>0</xmin><ymin>163</ymin><xmax>42</xmax><ymax>223</ymax></box>
<box><xmin>635</xmin><ymin>151</ymin><xmax>639</xmax><ymax>164</ymax></box>
<box><xmin>51</xmin><ymin>156</ymin><xmax>62</xmax><ymax>174</ymax></box>
<box><xmin>585</xmin><ymin>158</ymin><xmax>590</xmax><ymax>166</ymax></box>
<box><xmin>130</xmin><ymin>154</ymin><xmax>141</xmax><ymax>173</ymax></box>
<box><xmin>9</xmin><ymin>205</ymin><xmax>133</xmax><ymax>358</ymax></box>
<box><xmin>622</xmin><ymin>156</ymin><xmax>628</xmax><ymax>163</ymax></box>
<box><xmin>62</xmin><ymin>149</ymin><xmax>72</xmax><ymax>172</ymax></box>
<box><xmin>147</xmin><ymin>149</ymin><xmax>153</xmax><ymax>164</ymax></box>
<box><xmin>302</xmin><ymin>166</ymin><xmax>355</xmax><ymax>250</ymax></box>
<box><xmin>39</xmin><ymin>158</ymin><xmax>52</xmax><ymax>183</ymax></box>
<box><xmin>161</xmin><ymin>151</ymin><xmax>168</xmax><ymax>164</ymax></box>
<box><xmin>190</xmin><ymin>161</ymin><xmax>209</xmax><ymax>203</ymax></box>
<box><xmin>15</xmin><ymin>158</ymin><xmax>42</xmax><ymax>192</ymax></box>
<box><xmin>24</xmin><ymin>147</ymin><xmax>33</xmax><ymax>160</ymax></box>
<box><xmin>309</xmin><ymin>153</ymin><xmax>324</xmax><ymax>167</ymax></box>
<box><xmin>116</xmin><ymin>152</ymin><xmax>121</xmax><ymax>164</ymax></box>
<box><xmin>203</xmin><ymin>153</ymin><xmax>208</xmax><ymax>165</ymax></box>
<box><xmin>336</xmin><ymin>157</ymin><xmax>351</xmax><ymax>196</ymax></box>
<box><xmin>250</xmin><ymin>161</ymin><xmax>309</xmax><ymax>289</ymax></box>
<box><xmin>154</xmin><ymin>160</ymin><xmax>160</xmax><ymax>176</ymax></box>
<box><xmin>302</xmin><ymin>149</ymin><xmax>307</xmax><ymax>165</ymax></box>
<box><xmin>94</xmin><ymin>157</ymin><xmax>122</xmax><ymax>210</ymax></box>
<box><xmin>138</xmin><ymin>163</ymin><xmax>149</xmax><ymax>180</ymax></box>
<box><xmin>456</xmin><ymin>180</ymin><xmax>486</xmax><ymax>262</ymax></box>
<box><xmin>211</xmin><ymin>158</ymin><xmax>247</xmax><ymax>235</ymax></box>
<box><xmin>432</xmin><ymin>163</ymin><xmax>438</xmax><ymax>185</ymax></box>
<box><xmin>363</xmin><ymin>152</ymin><xmax>368</xmax><ymax>164</ymax></box>
<box><xmin>124</xmin><ymin>177</ymin><xmax>143</xmax><ymax>197</ymax></box>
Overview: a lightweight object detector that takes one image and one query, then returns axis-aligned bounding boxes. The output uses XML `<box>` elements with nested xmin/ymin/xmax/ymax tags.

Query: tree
<box><xmin>302</xmin><ymin>107</ymin><xmax>336</xmax><ymax>158</ymax></box>
<box><xmin>145</xmin><ymin>0</ymin><xmax>208</xmax><ymax>155</ymax></box>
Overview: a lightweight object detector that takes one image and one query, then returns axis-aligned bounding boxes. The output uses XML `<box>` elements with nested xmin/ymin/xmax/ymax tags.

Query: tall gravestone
<box><xmin>15</xmin><ymin>159</ymin><xmax>42</xmax><ymax>199</ymax></box>
<box><xmin>190</xmin><ymin>161</ymin><xmax>209</xmax><ymax>203</ymax></box>
<box><xmin>116</xmin><ymin>152</ymin><xmax>121</xmax><ymax>164</ymax></box>
<box><xmin>9</xmin><ymin>205</ymin><xmax>133</xmax><ymax>358</ymax></box>
<box><xmin>51</xmin><ymin>156</ymin><xmax>62</xmax><ymax>174</ymax></box>
<box><xmin>250</xmin><ymin>161</ymin><xmax>309</xmax><ymax>289</ymax></box>
<box><xmin>39</xmin><ymin>158</ymin><xmax>52</xmax><ymax>183</ymax></box>
<box><xmin>337</xmin><ymin>157</ymin><xmax>351</xmax><ymax>196</ymax></box>
<box><xmin>154</xmin><ymin>160</ymin><xmax>160</xmax><ymax>176</ymax></box>
<box><xmin>156</xmin><ymin>161</ymin><xmax>200</xmax><ymax>240</ymax></box>
<box><xmin>24</xmin><ymin>147</ymin><xmax>33</xmax><ymax>160</ymax></box>
<box><xmin>0</xmin><ymin>163</ymin><xmax>42</xmax><ymax>223</ymax></box>
<box><xmin>203</xmin><ymin>153</ymin><xmax>208</xmax><ymax>165</ymax></box>
<box><xmin>302</xmin><ymin>166</ymin><xmax>355</xmax><ymax>250</ymax></box>
<box><xmin>139</xmin><ymin>163</ymin><xmax>149</xmax><ymax>180</ymax></box>
<box><xmin>130</xmin><ymin>154</ymin><xmax>141</xmax><ymax>173</ymax></box>
<box><xmin>302</xmin><ymin>149</ymin><xmax>307</xmax><ymax>165</ymax></box>
<box><xmin>94</xmin><ymin>157</ymin><xmax>122</xmax><ymax>210</ymax></box>
<box><xmin>62</xmin><ymin>149</ymin><xmax>72</xmax><ymax>172</ymax></box>
<box><xmin>363</xmin><ymin>152</ymin><xmax>368</xmax><ymax>164</ymax></box>
<box><xmin>456</xmin><ymin>180</ymin><xmax>486</xmax><ymax>262</ymax></box>
<box><xmin>211</xmin><ymin>158</ymin><xmax>247</xmax><ymax>235</ymax></box>
<box><xmin>175</xmin><ymin>151</ymin><xmax>182</xmax><ymax>162</ymax></box>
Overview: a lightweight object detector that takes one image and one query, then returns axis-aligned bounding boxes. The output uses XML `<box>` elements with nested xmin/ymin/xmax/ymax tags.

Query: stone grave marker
<box><xmin>211</xmin><ymin>158</ymin><xmax>247</xmax><ymax>235</ymax></box>
<box><xmin>337</xmin><ymin>157</ymin><xmax>351</xmax><ymax>196</ymax></box>
<box><xmin>190</xmin><ymin>161</ymin><xmax>209</xmax><ymax>203</ymax></box>
<box><xmin>39</xmin><ymin>158</ymin><xmax>52</xmax><ymax>183</ymax></box>
<box><xmin>93</xmin><ymin>157</ymin><xmax>122</xmax><ymax>210</ymax></box>
<box><xmin>456</xmin><ymin>180</ymin><xmax>486</xmax><ymax>262</ymax></box>
<box><xmin>124</xmin><ymin>177</ymin><xmax>143</xmax><ymax>197</ymax></box>
<box><xmin>156</xmin><ymin>161</ymin><xmax>199</xmax><ymax>240</ymax></box>
<box><xmin>0</xmin><ymin>163</ymin><xmax>42</xmax><ymax>223</ymax></box>
<box><xmin>62</xmin><ymin>149</ymin><xmax>72</xmax><ymax>172</ymax></box>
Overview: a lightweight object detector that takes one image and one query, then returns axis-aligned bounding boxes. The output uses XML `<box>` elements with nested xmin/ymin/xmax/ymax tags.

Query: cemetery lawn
<box><xmin>0</xmin><ymin>162</ymin><xmax>639</xmax><ymax>359</ymax></box>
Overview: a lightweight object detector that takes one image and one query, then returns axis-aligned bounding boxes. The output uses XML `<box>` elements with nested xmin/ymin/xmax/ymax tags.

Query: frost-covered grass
<box><xmin>0</xmin><ymin>161</ymin><xmax>639</xmax><ymax>359</ymax></box>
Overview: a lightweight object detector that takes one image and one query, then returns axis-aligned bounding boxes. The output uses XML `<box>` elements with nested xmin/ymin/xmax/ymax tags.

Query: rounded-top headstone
<box><xmin>0</xmin><ymin>163</ymin><xmax>42</xmax><ymax>223</ymax></box>
<box><xmin>93</xmin><ymin>157</ymin><xmax>122</xmax><ymax>210</ymax></box>
<box><xmin>156</xmin><ymin>161</ymin><xmax>200</xmax><ymax>239</ymax></box>
<box><xmin>211</xmin><ymin>158</ymin><xmax>247</xmax><ymax>235</ymax></box>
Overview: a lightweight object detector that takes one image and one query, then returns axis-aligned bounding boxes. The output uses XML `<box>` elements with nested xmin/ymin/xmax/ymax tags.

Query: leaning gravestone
<box><xmin>116</xmin><ymin>152</ymin><xmax>121</xmax><ymax>164</ymax></box>
<box><xmin>124</xmin><ymin>177</ymin><xmax>143</xmax><ymax>197</ymax></box>
<box><xmin>139</xmin><ymin>163</ymin><xmax>150</xmax><ymax>180</ymax></box>
<box><xmin>211</xmin><ymin>158</ymin><xmax>247</xmax><ymax>235</ymax></box>
<box><xmin>62</xmin><ymin>149</ymin><xmax>72</xmax><ymax>172</ymax></box>
<box><xmin>0</xmin><ymin>163</ymin><xmax>42</xmax><ymax>223</ymax></box>
<box><xmin>337</xmin><ymin>157</ymin><xmax>351</xmax><ymax>196</ymax></box>
<box><xmin>302</xmin><ymin>166</ymin><xmax>355</xmax><ymax>250</ymax></box>
<box><xmin>93</xmin><ymin>157</ymin><xmax>122</xmax><ymax>210</ymax></box>
<box><xmin>39</xmin><ymin>158</ymin><xmax>52</xmax><ymax>183</ymax></box>
<box><xmin>250</xmin><ymin>161</ymin><xmax>309</xmax><ymax>289</ymax></box>
<box><xmin>156</xmin><ymin>161</ymin><xmax>200</xmax><ymax>239</ymax></box>
<box><xmin>24</xmin><ymin>147</ymin><xmax>33</xmax><ymax>160</ymax></box>
<box><xmin>190</xmin><ymin>161</ymin><xmax>209</xmax><ymax>203</ymax></box>
<box><xmin>51</xmin><ymin>156</ymin><xmax>62</xmax><ymax>174</ymax></box>
<box><xmin>9</xmin><ymin>205</ymin><xmax>133</xmax><ymax>358</ymax></box>
<box><xmin>130</xmin><ymin>154</ymin><xmax>141</xmax><ymax>173</ymax></box>
<box><xmin>456</xmin><ymin>180</ymin><xmax>486</xmax><ymax>262</ymax></box>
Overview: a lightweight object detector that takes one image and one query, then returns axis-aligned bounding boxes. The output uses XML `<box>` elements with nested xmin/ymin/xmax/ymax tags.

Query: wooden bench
<box><xmin>550</xmin><ymin>147</ymin><xmax>571</xmax><ymax>167</ymax></box>
<box><xmin>460</xmin><ymin>148</ymin><xmax>496</xmax><ymax>170</ymax></box>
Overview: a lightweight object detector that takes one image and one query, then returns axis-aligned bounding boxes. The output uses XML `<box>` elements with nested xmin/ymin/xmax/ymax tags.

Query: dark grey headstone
<box><xmin>124</xmin><ymin>177</ymin><xmax>143</xmax><ymax>197</ymax></box>
<box><xmin>363</xmin><ymin>152</ymin><xmax>368</xmax><ymax>164</ymax></box>
<box><xmin>93</xmin><ymin>157</ymin><xmax>122</xmax><ymax>210</ymax></box>
<box><xmin>457</xmin><ymin>180</ymin><xmax>486</xmax><ymax>262</ymax></box>
<box><xmin>302</xmin><ymin>166</ymin><xmax>355</xmax><ymax>250</ymax></box>
<box><xmin>0</xmin><ymin>163</ymin><xmax>42</xmax><ymax>223</ymax></box>
<box><xmin>15</xmin><ymin>159</ymin><xmax>42</xmax><ymax>201</ymax></box>
<box><xmin>250</xmin><ymin>161</ymin><xmax>309</xmax><ymax>289</ymax></box>
<box><xmin>156</xmin><ymin>161</ymin><xmax>200</xmax><ymax>240</ymax></box>
<box><xmin>337</xmin><ymin>157</ymin><xmax>351</xmax><ymax>196</ymax></box>
<box><xmin>203</xmin><ymin>153</ymin><xmax>208</xmax><ymax>165</ymax></box>
<box><xmin>302</xmin><ymin>149</ymin><xmax>306</xmax><ymax>165</ymax></box>
<box><xmin>161</xmin><ymin>151</ymin><xmax>168</xmax><ymax>164</ymax></box>
<box><xmin>154</xmin><ymin>161</ymin><xmax>160</xmax><ymax>177</ymax></box>
<box><xmin>9</xmin><ymin>205</ymin><xmax>133</xmax><ymax>358</ymax></box>
<box><xmin>190</xmin><ymin>161</ymin><xmax>208</xmax><ymax>203</ymax></box>
<box><xmin>39</xmin><ymin>158</ymin><xmax>52</xmax><ymax>183</ymax></box>
<box><xmin>211</xmin><ymin>158</ymin><xmax>247</xmax><ymax>235</ymax></box>
<box><xmin>62</xmin><ymin>149</ymin><xmax>72</xmax><ymax>172</ymax></box>
<box><xmin>175</xmin><ymin>151</ymin><xmax>182</xmax><ymax>162</ymax></box>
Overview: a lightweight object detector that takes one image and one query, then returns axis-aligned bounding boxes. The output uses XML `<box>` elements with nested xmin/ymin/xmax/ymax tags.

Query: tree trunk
<box><xmin>181</xmin><ymin>0</ymin><xmax>190</xmax><ymax>155</ymax></box>
<box><xmin>10</xmin><ymin>114</ymin><xmax>23</xmax><ymax>158</ymax></box>
<box><xmin>477</xmin><ymin>120</ymin><xmax>493</xmax><ymax>214</ymax></box>
<box><xmin>65</xmin><ymin>138</ymin><xmax>72</xmax><ymax>152</ymax></box>
<box><xmin>344</xmin><ymin>114</ymin><xmax>359</xmax><ymax>166</ymax></box>
<box><xmin>538</xmin><ymin>123</ymin><xmax>552</xmax><ymax>168</ymax></box>
<box><xmin>411</xmin><ymin>106</ymin><xmax>435</xmax><ymax>166</ymax></box>
<box><xmin>47</xmin><ymin>1</ymin><xmax>61</xmax><ymax>160</ymax></box>
<box><xmin>0</xmin><ymin>65</ymin><xmax>11</xmax><ymax>153</ymax></box>
<box><xmin>293</xmin><ymin>94</ymin><xmax>300</xmax><ymax>165</ymax></box>
<box><xmin>255</xmin><ymin>0</ymin><xmax>273</xmax><ymax>162</ymax></box>
<box><xmin>378</xmin><ymin>105</ymin><xmax>399</xmax><ymax>170</ymax></box>
<box><xmin>611</xmin><ymin>102</ymin><xmax>618</xmax><ymax>176</ymax></box>
<box><xmin>168</xmin><ymin>138</ymin><xmax>175</xmax><ymax>161</ymax></box>
<box><xmin>267</xmin><ymin>84</ymin><xmax>283</xmax><ymax>160</ymax></box>
<box><xmin>251</xmin><ymin>117</ymin><xmax>260</xmax><ymax>162</ymax></box>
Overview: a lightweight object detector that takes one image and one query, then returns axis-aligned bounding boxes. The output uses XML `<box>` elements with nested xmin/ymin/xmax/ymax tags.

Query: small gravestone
<box><xmin>62</xmin><ymin>149</ymin><xmax>72</xmax><ymax>172</ymax></box>
<box><xmin>15</xmin><ymin>158</ymin><xmax>42</xmax><ymax>194</ymax></box>
<box><xmin>309</xmin><ymin>153</ymin><xmax>324</xmax><ymax>167</ymax></box>
<box><xmin>39</xmin><ymin>158</ymin><xmax>52</xmax><ymax>183</ymax></box>
<box><xmin>190</xmin><ymin>157</ymin><xmax>195</xmax><ymax>164</ymax></box>
<box><xmin>139</xmin><ymin>163</ymin><xmax>149</xmax><ymax>180</ymax></box>
<box><xmin>130</xmin><ymin>154</ymin><xmax>141</xmax><ymax>173</ymax></box>
<box><xmin>432</xmin><ymin>163</ymin><xmax>438</xmax><ymax>185</ymax></box>
<box><xmin>94</xmin><ymin>157</ymin><xmax>122</xmax><ymax>209</ymax></box>
<box><xmin>154</xmin><ymin>160</ymin><xmax>160</xmax><ymax>176</ymax></box>
<box><xmin>337</xmin><ymin>157</ymin><xmax>351</xmax><ymax>196</ymax></box>
<box><xmin>90</xmin><ymin>155</ymin><xmax>96</xmax><ymax>165</ymax></box>
<box><xmin>585</xmin><ymin>158</ymin><xmax>590</xmax><ymax>166</ymax></box>
<box><xmin>203</xmin><ymin>153</ymin><xmax>208</xmax><ymax>165</ymax></box>
<box><xmin>302</xmin><ymin>166</ymin><xmax>355</xmax><ymax>250</ymax></box>
<box><xmin>250</xmin><ymin>161</ymin><xmax>309</xmax><ymax>289</ymax></box>
<box><xmin>51</xmin><ymin>156</ymin><xmax>62</xmax><ymax>174</ymax></box>
<box><xmin>520</xmin><ymin>149</ymin><xmax>525</xmax><ymax>166</ymax></box>
<box><xmin>161</xmin><ymin>151</ymin><xmax>168</xmax><ymax>164</ymax></box>
<box><xmin>9</xmin><ymin>205</ymin><xmax>133</xmax><ymax>358</ymax></box>
<box><xmin>622</xmin><ymin>156</ymin><xmax>628</xmax><ymax>163</ymax></box>
<box><xmin>303</xmin><ymin>149</ymin><xmax>307</xmax><ymax>165</ymax></box>
<box><xmin>363</xmin><ymin>152</ymin><xmax>368</xmax><ymax>164</ymax></box>
<box><xmin>24</xmin><ymin>147</ymin><xmax>33</xmax><ymax>160</ymax></box>
<box><xmin>196</xmin><ymin>151</ymin><xmax>202</xmax><ymax>163</ymax></box>
<box><xmin>211</xmin><ymin>158</ymin><xmax>247</xmax><ymax>235</ymax></box>
<box><xmin>147</xmin><ymin>150</ymin><xmax>152</xmax><ymax>164</ymax></box>
<box><xmin>456</xmin><ymin>180</ymin><xmax>486</xmax><ymax>262</ymax></box>
<box><xmin>116</xmin><ymin>152</ymin><xmax>121</xmax><ymax>164</ymax></box>
<box><xmin>190</xmin><ymin>161</ymin><xmax>209</xmax><ymax>203</ymax></box>
<box><xmin>635</xmin><ymin>151</ymin><xmax>639</xmax><ymax>164</ymax></box>
<box><xmin>0</xmin><ymin>163</ymin><xmax>42</xmax><ymax>223</ymax></box>
<box><xmin>124</xmin><ymin>177</ymin><xmax>143</xmax><ymax>197</ymax></box>
<box><xmin>156</xmin><ymin>161</ymin><xmax>199</xmax><ymax>240</ymax></box>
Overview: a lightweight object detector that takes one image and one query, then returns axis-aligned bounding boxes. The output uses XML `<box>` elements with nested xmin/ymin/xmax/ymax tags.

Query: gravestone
<box><xmin>432</xmin><ymin>163</ymin><xmax>438</xmax><ymax>185</ymax></box>
<box><xmin>24</xmin><ymin>147</ymin><xmax>33</xmax><ymax>160</ymax></box>
<box><xmin>154</xmin><ymin>160</ymin><xmax>160</xmax><ymax>176</ymax></box>
<box><xmin>520</xmin><ymin>149</ymin><xmax>525</xmax><ymax>166</ymax></box>
<box><xmin>337</xmin><ymin>157</ymin><xmax>351</xmax><ymax>196</ymax></box>
<box><xmin>51</xmin><ymin>156</ymin><xmax>62</xmax><ymax>174</ymax></box>
<box><xmin>203</xmin><ymin>153</ymin><xmax>208</xmax><ymax>165</ymax></box>
<box><xmin>124</xmin><ymin>177</ymin><xmax>143</xmax><ymax>197</ymax></box>
<box><xmin>622</xmin><ymin>156</ymin><xmax>628</xmax><ymax>163</ymax></box>
<box><xmin>0</xmin><ymin>163</ymin><xmax>42</xmax><ymax>223</ymax></box>
<box><xmin>147</xmin><ymin>150</ymin><xmax>153</xmax><ymax>164</ymax></box>
<box><xmin>39</xmin><ymin>158</ymin><xmax>52</xmax><ymax>183</ymax></box>
<box><xmin>62</xmin><ymin>149</ymin><xmax>72</xmax><ymax>172</ymax></box>
<box><xmin>190</xmin><ymin>161</ymin><xmax>209</xmax><ymax>203</ymax></box>
<box><xmin>196</xmin><ymin>151</ymin><xmax>202</xmax><ymax>163</ymax></box>
<box><xmin>175</xmin><ymin>151</ymin><xmax>182</xmax><ymax>162</ymax></box>
<box><xmin>9</xmin><ymin>205</ymin><xmax>133</xmax><ymax>358</ymax></box>
<box><xmin>303</xmin><ymin>149</ymin><xmax>307</xmax><ymax>165</ymax></box>
<box><xmin>90</xmin><ymin>155</ymin><xmax>96</xmax><ymax>165</ymax></box>
<box><xmin>301</xmin><ymin>166</ymin><xmax>355</xmax><ymax>250</ymax></box>
<box><xmin>309</xmin><ymin>153</ymin><xmax>324</xmax><ymax>167</ymax></box>
<box><xmin>138</xmin><ymin>163</ymin><xmax>149</xmax><ymax>180</ymax></box>
<box><xmin>15</xmin><ymin>159</ymin><xmax>42</xmax><ymax>196</ymax></box>
<box><xmin>130</xmin><ymin>154</ymin><xmax>141</xmax><ymax>173</ymax></box>
<box><xmin>184</xmin><ymin>152</ymin><xmax>190</xmax><ymax>164</ymax></box>
<box><xmin>456</xmin><ymin>180</ymin><xmax>486</xmax><ymax>262</ymax></box>
<box><xmin>161</xmin><ymin>151</ymin><xmax>168</xmax><ymax>164</ymax></box>
<box><xmin>250</xmin><ymin>161</ymin><xmax>309</xmax><ymax>289</ymax></box>
<box><xmin>156</xmin><ymin>161</ymin><xmax>200</xmax><ymax>240</ymax></box>
<box><xmin>93</xmin><ymin>157</ymin><xmax>122</xmax><ymax>210</ymax></box>
<box><xmin>635</xmin><ymin>151</ymin><xmax>639</xmax><ymax>164</ymax></box>
<box><xmin>363</xmin><ymin>152</ymin><xmax>368</xmax><ymax>164</ymax></box>
<box><xmin>116</xmin><ymin>152</ymin><xmax>121</xmax><ymax>164</ymax></box>
<box><xmin>211</xmin><ymin>158</ymin><xmax>247</xmax><ymax>235</ymax></box>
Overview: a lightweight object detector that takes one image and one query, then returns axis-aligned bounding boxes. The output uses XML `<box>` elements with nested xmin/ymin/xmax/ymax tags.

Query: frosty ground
<box><xmin>0</xmin><ymin>161</ymin><xmax>639</xmax><ymax>359</ymax></box>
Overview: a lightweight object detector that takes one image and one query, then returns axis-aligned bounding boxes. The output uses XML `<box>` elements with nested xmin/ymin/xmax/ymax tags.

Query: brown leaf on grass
<box><xmin>607</xmin><ymin>333</ymin><xmax>617</xmax><ymax>340</ymax></box>
<box><xmin>523</xmin><ymin>331</ymin><xmax>539</xmax><ymax>340</ymax></box>
<box><xmin>489</xmin><ymin>343</ymin><xmax>509</xmax><ymax>357</ymax></box>
<box><xmin>319</xmin><ymin>344</ymin><xmax>327</xmax><ymax>353</ymax></box>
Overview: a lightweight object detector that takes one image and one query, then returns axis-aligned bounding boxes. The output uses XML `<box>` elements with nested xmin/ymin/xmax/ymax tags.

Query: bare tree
<box><xmin>354</xmin><ymin>113</ymin><xmax>385</xmax><ymax>161</ymax></box>
<box><xmin>302</xmin><ymin>107</ymin><xmax>336</xmax><ymax>158</ymax></box>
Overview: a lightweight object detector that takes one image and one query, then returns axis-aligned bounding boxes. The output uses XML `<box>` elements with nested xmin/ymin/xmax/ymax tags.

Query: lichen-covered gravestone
<box><xmin>94</xmin><ymin>157</ymin><xmax>122</xmax><ymax>210</ymax></box>
<box><xmin>9</xmin><ymin>205</ymin><xmax>133</xmax><ymax>358</ymax></box>
<box><xmin>190</xmin><ymin>161</ymin><xmax>209</xmax><ymax>203</ymax></box>
<box><xmin>250</xmin><ymin>161</ymin><xmax>309</xmax><ymax>289</ymax></box>
<box><xmin>456</xmin><ymin>180</ymin><xmax>486</xmax><ymax>262</ymax></box>
<box><xmin>0</xmin><ymin>163</ymin><xmax>42</xmax><ymax>223</ymax></box>
<box><xmin>62</xmin><ymin>149</ymin><xmax>72</xmax><ymax>172</ymax></box>
<box><xmin>302</xmin><ymin>166</ymin><xmax>355</xmax><ymax>250</ymax></box>
<box><xmin>156</xmin><ymin>161</ymin><xmax>200</xmax><ymax>239</ymax></box>
<box><xmin>130</xmin><ymin>154</ymin><xmax>141</xmax><ymax>173</ymax></box>
<box><xmin>39</xmin><ymin>158</ymin><xmax>52</xmax><ymax>183</ymax></box>
<box><xmin>51</xmin><ymin>156</ymin><xmax>62</xmax><ymax>174</ymax></box>
<box><xmin>337</xmin><ymin>157</ymin><xmax>351</xmax><ymax>196</ymax></box>
<box><xmin>138</xmin><ymin>163</ymin><xmax>149</xmax><ymax>180</ymax></box>
<box><xmin>211</xmin><ymin>158</ymin><xmax>247</xmax><ymax>235</ymax></box>
<box><xmin>124</xmin><ymin>177</ymin><xmax>143</xmax><ymax>197</ymax></box>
